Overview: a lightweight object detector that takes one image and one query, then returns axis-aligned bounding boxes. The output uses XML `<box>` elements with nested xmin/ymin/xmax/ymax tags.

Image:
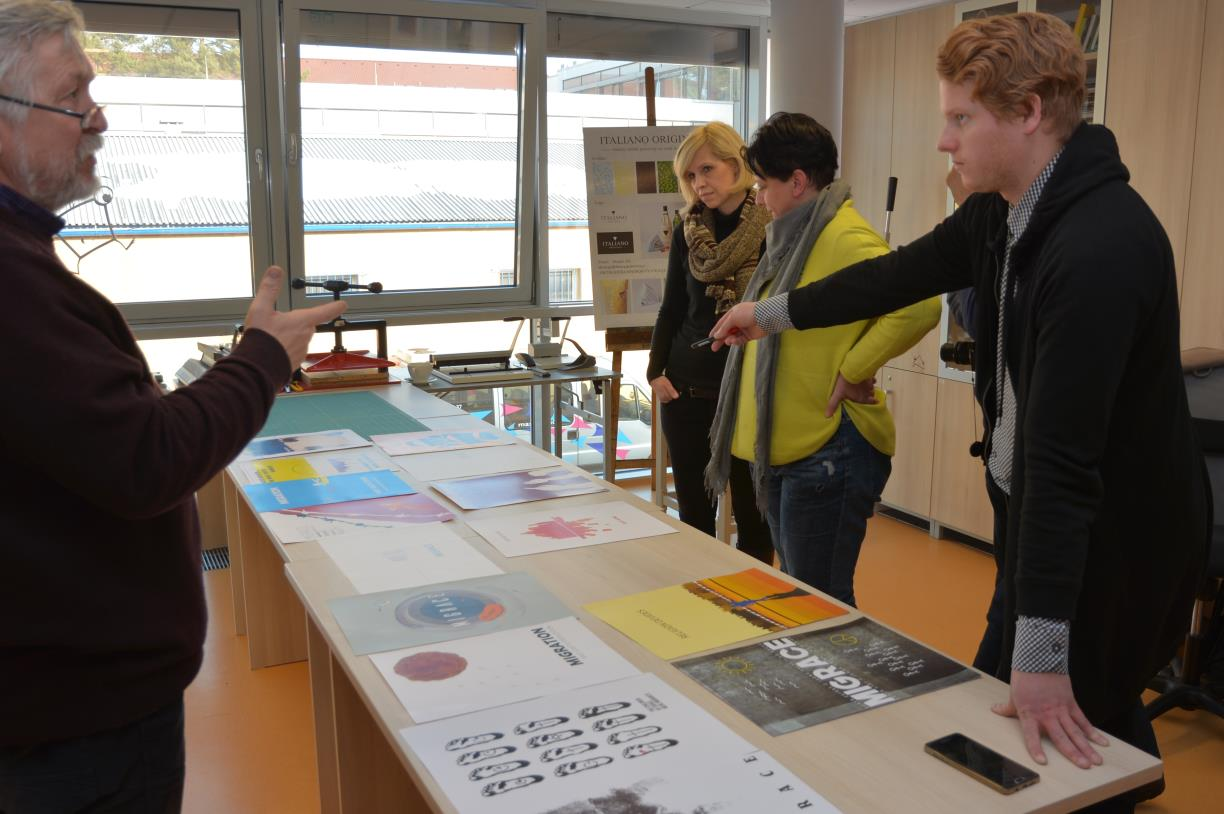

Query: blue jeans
<box><xmin>765</xmin><ymin>414</ymin><xmax>891</xmax><ymax>607</ymax></box>
<box><xmin>0</xmin><ymin>698</ymin><xmax>185</xmax><ymax>814</ymax></box>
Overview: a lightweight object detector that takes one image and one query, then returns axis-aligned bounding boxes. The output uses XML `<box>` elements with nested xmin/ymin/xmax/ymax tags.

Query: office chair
<box><xmin>1146</xmin><ymin>352</ymin><xmax>1224</xmax><ymax>720</ymax></box>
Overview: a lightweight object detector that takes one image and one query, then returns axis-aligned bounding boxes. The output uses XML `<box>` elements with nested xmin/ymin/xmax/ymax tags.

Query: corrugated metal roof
<box><xmin>61</xmin><ymin>135</ymin><xmax>588</xmax><ymax>230</ymax></box>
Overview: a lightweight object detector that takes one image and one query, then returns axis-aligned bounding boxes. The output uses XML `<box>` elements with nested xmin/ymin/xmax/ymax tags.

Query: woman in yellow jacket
<box><xmin>706</xmin><ymin>113</ymin><xmax>940</xmax><ymax>606</ymax></box>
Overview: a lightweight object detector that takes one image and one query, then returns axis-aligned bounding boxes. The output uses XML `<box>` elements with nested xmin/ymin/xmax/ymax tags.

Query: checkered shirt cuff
<box><xmin>1012</xmin><ymin>616</ymin><xmax>1070</xmax><ymax>674</ymax></box>
<box><xmin>754</xmin><ymin>295</ymin><xmax>793</xmax><ymax>335</ymax></box>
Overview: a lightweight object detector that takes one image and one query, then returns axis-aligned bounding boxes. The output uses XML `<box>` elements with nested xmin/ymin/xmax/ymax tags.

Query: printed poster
<box><xmin>370</xmin><ymin>617</ymin><xmax>640</xmax><ymax>723</ymax></box>
<box><xmin>232</xmin><ymin>448</ymin><xmax>397</xmax><ymax>484</ymax></box>
<box><xmin>371</xmin><ymin>428</ymin><xmax>513</xmax><ymax>456</ymax></box>
<box><xmin>466</xmin><ymin>501</ymin><xmax>677</xmax><ymax>558</ymax></box>
<box><xmin>583</xmin><ymin>126</ymin><xmax>689</xmax><ymax>329</ymax></box>
<box><xmin>243</xmin><ymin>469</ymin><xmax>415</xmax><ymax>513</ymax></box>
<box><xmin>237</xmin><ymin>428</ymin><xmax>370</xmax><ymax>461</ymax></box>
<box><xmin>400</xmin><ymin>672</ymin><xmax>837</xmax><ymax>814</ymax></box>
<box><xmin>395</xmin><ymin>444</ymin><xmax>557</xmax><ymax>482</ymax></box>
<box><xmin>318</xmin><ymin>525</ymin><xmax>501</xmax><ymax>595</ymax></box>
<box><xmin>675</xmin><ymin>617</ymin><xmax>979</xmax><ymax>734</ymax></box>
<box><xmin>260</xmin><ymin>492</ymin><xmax>455</xmax><ymax>544</ymax></box>
<box><xmin>431</xmin><ymin>467</ymin><xmax>607</xmax><ymax>511</ymax></box>
<box><xmin>584</xmin><ymin>568</ymin><xmax>847</xmax><ymax>660</ymax></box>
<box><xmin>327</xmin><ymin>571</ymin><xmax>570</xmax><ymax>656</ymax></box>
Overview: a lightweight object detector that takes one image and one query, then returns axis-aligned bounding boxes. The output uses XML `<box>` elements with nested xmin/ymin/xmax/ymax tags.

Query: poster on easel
<box><xmin>583</xmin><ymin>126</ymin><xmax>690</xmax><ymax>330</ymax></box>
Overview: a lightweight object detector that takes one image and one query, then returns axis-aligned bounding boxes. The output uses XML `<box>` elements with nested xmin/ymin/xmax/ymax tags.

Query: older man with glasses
<box><xmin>0</xmin><ymin>2</ymin><xmax>346</xmax><ymax>811</ymax></box>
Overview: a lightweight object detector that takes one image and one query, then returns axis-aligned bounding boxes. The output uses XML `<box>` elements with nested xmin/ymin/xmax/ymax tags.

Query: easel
<box><xmin>603</xmin><ymin>69</ymin><xmax>733</xmax><ymax>538</ymax></box>
<box><xmin>602</xmin><ymin>67</ymin><xmax>659</xmax><ymax>488</ymax></box>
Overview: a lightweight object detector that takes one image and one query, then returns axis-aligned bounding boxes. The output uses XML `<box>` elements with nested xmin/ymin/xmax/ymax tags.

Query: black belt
<box><xmin>681</xmin><ymin>384</ymin><xmax>720</xmax><ymax>400</ymax></box>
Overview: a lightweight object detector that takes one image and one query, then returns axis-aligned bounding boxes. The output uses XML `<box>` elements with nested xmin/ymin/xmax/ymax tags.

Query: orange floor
<box><xmin>185</xmin><ymin>511</ymin><xmax>1224</xmax><ymax>813</ymax></box>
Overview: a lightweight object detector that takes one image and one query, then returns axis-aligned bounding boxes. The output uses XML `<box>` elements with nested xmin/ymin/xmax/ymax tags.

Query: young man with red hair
<box><xmin>714</xmin><ymin>13</ymin><xmax>1208</xmax><ymax>809</ymax></box>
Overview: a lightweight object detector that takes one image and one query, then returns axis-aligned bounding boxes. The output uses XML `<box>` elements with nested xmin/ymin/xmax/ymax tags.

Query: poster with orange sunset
<box><xmin>584</xmin><ymin>568</ymin><xmax>847</xmax><ymax>660</ymax></box>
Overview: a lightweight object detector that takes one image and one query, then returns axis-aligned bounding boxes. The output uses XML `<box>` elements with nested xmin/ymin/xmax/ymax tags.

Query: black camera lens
<box><xmin>940</xmin><ymin>340</ymin><xmax>975</xmax><ymax>366</ymax></box>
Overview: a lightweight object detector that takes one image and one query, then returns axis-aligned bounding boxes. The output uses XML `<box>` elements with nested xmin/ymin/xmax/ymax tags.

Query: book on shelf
<box><xmin>1083</xmin><ymin>11</ymin><xmax>1101</xmax><ymax>53</ymax></box>
<box><xmin>1072</xmin><ymin>3</ymin><xmax>1096</xmax><ymax>40</ymax></box>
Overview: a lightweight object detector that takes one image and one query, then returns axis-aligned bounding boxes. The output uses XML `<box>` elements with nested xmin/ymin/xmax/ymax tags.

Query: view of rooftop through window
<box><xmin>64</xmin><ymin>10</ymin><xmax>746</xmax><ymax>313</ymax></box>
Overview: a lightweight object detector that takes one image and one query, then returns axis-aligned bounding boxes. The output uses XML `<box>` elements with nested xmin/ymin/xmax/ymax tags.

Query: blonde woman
<box><xmin>646</xmin><ymin>121</ymin><xmax>772</xmax><ymax>562</ymax></box>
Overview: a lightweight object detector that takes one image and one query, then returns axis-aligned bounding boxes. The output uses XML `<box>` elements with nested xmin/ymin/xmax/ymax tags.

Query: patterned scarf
<box><xmin>683</xmin><ymin>189</ymin><xmax>772</xmax><ymax>314</ymax></box>
<box><xmin>704</xmin><ymin>179</ymin><xmax>852</xmax><ymax>509</ymax></box>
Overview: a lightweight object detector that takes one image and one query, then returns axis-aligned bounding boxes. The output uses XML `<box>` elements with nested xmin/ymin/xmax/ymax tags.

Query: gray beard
<box><xmin>17</xmin><ymin>133</ymin><xmax>104</xmax><ymax>212</ymax></box>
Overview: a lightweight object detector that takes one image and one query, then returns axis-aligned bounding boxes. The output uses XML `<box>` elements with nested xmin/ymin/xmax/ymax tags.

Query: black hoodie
<box><xmin>783</xmin><ymin>124</ymin><xmax>1209</xmax><ymax>723</ymax></box>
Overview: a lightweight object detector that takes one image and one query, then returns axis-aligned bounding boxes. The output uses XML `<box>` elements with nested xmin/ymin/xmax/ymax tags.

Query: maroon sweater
<box><xmin>0</xmin><ymin>186</ymin><xmax>290</xmax><ymax>746</ymax></box>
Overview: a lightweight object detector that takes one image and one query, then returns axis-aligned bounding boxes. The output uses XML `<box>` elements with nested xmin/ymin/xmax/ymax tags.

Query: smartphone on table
<box><xmin>924</xmin><ymin>732</ymin><xmax>1040</xmax><ymax>795</ymax></box>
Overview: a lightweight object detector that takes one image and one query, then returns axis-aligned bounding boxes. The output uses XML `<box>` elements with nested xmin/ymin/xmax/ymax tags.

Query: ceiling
<box><xmin>604</xmin><ymin>0</ymin><xmax>947</xmax><ymax>24</ymax></box>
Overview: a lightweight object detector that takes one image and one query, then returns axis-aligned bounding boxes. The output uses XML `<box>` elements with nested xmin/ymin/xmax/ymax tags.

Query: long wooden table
<box><xmin>223</xmin><ymin>382</ymin><xmax>1162</xmax><ymax>813</ymax></box>
<box><xmin>223</xmin><ymin>383</ymin><xmax>468</xmax><ymax>666</ymax></box>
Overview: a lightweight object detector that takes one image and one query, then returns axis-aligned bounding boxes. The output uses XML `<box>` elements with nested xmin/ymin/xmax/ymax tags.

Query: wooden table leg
<box><xmin>331</xmin><ymin>656</ymin><xmax>433</xmax><ymax>813</ymax></box>
<box><xmin>237</xmin><ymin>497</ymin><xmax>306</xmax><ymax>668</ymax></box>
<box><xmin>222</xmin><ymin>474</ymin><xmax>247</xmax><ymax>636</ymax></box>
<box><xmin>307</xmin><ymin>616</ymin><xmax>340</xmax><ymax>814</ymax></box>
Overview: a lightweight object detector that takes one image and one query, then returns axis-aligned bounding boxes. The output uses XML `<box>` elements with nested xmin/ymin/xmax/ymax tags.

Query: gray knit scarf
<box><xmin>704</xmin><ymin>179</ymin><xmax>852</xmax><ymax>510</ymax></box>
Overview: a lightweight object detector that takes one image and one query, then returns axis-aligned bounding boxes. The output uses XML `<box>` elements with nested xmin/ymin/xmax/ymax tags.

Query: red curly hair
<box><xmin>937</xmin><ymin>12</ymin><xmax>1086</xmax><ymax>141</ymax></box>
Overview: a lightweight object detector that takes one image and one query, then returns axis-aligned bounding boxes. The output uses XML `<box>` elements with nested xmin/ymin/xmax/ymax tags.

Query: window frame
<box><xmin>77</xmin><ymin>0</ymin><xmax>766</xmax><ymax>338</ymax></box>
<box><xmin>279</xmin><ymin>0</ymin><xmax>542</xmax><ymax>319</ymax></box>
<box><xmin>75</xmin><ymin>0</ymin><xmax>277</xmax><ymax>335</ymax></box>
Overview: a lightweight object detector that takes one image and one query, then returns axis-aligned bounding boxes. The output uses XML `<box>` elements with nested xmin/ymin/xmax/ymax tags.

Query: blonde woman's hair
<box><xmin>673</xmin><ymin>120</ymin><xmax>755</xmax><ymax>207</ymax></box>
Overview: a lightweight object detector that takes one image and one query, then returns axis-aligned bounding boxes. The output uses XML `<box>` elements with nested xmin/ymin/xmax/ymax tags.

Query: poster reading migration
<box><xmin>582</xmin><ymin>126</ymin><xmax>689</xmax><ymax>329</ymax></box>
<box><xmin>675</xmin><ymin>618</ymin><xmax>979</xmax><ymax>734</ymax></box>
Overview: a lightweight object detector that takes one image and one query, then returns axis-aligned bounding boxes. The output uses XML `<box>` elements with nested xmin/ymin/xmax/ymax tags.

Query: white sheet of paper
<box><xmin>466</xmin><ymin>501</ymin><xmax>678</xmax><ymax>557</ymax></box>
<box><xmin>395</xmin><ymin>444</ymin><xmax>556</xmax><ymax>482</ymax></box>
<box><xmin>372</xmin><ymin>429</ymin><xmax>514</xmax><ymax>456</ymax></box>
<box><xmin>424</xmin><ymin>414</ymin><xmax>505</xmax><ymax>433</ymax></box>
<box><xmin>399</xmin><ymin>673</ymin><xmax>825</xmax><ymax>814</ymax></box>
<box><xmin>370</xmin><ymin>617</ymin><xmax>639</xmax><ymax>723</ymax></box>
<box><xmin>319</xmin><ymin>525</ymin><xmax>501</xmax><ymax>595</ymax></box>
<box><xmin>237</xmin><ymin>428</ymin><xmax>371</xmax><ymax>461</ymax></box>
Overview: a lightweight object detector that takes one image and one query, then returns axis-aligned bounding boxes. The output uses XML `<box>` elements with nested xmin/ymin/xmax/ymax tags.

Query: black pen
<box><xmin>691</xmin><ymin>327</ymin><xmax>738</xmax><ymax>350</ymax></box>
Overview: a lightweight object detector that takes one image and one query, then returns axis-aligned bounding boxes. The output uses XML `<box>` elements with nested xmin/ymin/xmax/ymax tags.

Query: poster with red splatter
<box><xmin>466</xmin><ymin>501</ymin><xmax>677</xmax><ymax>557</ymax></box>
<box><xmin>370</xmin><ymin>617</ymin><xmax>639</xmax><ymax>723</ymax></box>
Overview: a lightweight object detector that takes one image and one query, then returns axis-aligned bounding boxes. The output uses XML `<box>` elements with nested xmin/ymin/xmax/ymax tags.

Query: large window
<box><xmin>59</xmin><ymin>2</ymin><xmax>759</xmax><ymax>336</ymax></box>
<box><xmin>544</xmin><ymin>13</ymin><xmax>751</xmax><ymax>306</ymax></box>
<box><xmin>282</xmin><ymin>2</ymin><xmax>538</xmax><ymax>314</ymax></box>
<box><xmin>67</xmin><ymin>0</ymin><xmax>270</xmax><ymax>328</ymax></box>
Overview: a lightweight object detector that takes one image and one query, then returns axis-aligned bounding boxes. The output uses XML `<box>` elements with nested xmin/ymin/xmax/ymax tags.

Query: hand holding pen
<box><xmin>709</xmin><ymin>302</ymin><xmax>766</xmax><ymax>350</ymax></box>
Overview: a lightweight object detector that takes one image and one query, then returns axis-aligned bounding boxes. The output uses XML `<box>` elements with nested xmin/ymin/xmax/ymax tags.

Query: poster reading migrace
<box><xmin>675</xmin><ymin>618</ymin><xmax>979</xmax><ymax>734</ymax></box>
<box><xmin>582</xmin><ymin>126</ymin><xmax>689</xmax><ymax>329</ymax></box>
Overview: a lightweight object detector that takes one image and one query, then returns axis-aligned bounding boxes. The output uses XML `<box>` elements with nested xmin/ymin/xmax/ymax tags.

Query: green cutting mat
<box><xmin>256</xmin><ymin>390</ymin><xmax>427</xmax><ymax>439</ymax></box>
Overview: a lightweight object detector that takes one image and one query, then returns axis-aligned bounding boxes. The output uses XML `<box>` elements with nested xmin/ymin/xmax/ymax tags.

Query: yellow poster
<box><xmin>584</xmin><ymin>568</ymin><xmax>846</xmax><ymax>660</ymax></box>
<box><xmin>253</xmin><ymin>457</ymin><xmax>322</xmax><ymax>483</ymax></box>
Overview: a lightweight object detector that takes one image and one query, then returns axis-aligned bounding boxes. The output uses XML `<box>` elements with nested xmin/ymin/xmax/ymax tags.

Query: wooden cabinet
<box><xmin>884</xmin><ymin>5</ymin><xmax>953</xmax><ymax>376</ymax></box>
<box><xmin>880</xmin><ymin>367</ymin><xmax>938</xmax><ymax>517</ymax></box>
<box><xmin>888</xmin><ymin>4</ymin><xmax>956</xmax><ymax>249</ymax></box>
<box><xmin>1105</xmin><ymin>0</ymin><xmax>1206</xmax><ymax>292</ymax></box>
<box><xmin>1179</xmin><ymin>0</ymin><xmax>1224</xmax><ymax>350</ymax></box>
<box><xmin>842</xmin><ymin>16</ymin><xmax>896</xmax><ymax>238</ymax></box>
<box><xmin>930</xmin><ymin>378</ymin><xmax>994</xmax><ymax>540</ymax></box>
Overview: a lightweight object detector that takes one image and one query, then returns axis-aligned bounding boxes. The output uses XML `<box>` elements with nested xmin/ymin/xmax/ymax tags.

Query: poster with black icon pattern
<box><xmin>400</xmin><ymin>673</ymin><xmax>840</xmax><ymax>813</ymax></box>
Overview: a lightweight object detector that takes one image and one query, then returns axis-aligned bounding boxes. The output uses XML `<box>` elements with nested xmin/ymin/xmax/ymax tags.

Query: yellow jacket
<box><xmin>732</xmin><ymin>200</ymin><xmax>941</xmax><ymax>464</ymax></box>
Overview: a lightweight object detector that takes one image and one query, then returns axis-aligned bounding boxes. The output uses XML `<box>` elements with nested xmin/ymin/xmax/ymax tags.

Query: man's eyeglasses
<box><xmin>0</xmin><ymin>93</ymin><xmax>104</xmax><ymax>131</ymax></box>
